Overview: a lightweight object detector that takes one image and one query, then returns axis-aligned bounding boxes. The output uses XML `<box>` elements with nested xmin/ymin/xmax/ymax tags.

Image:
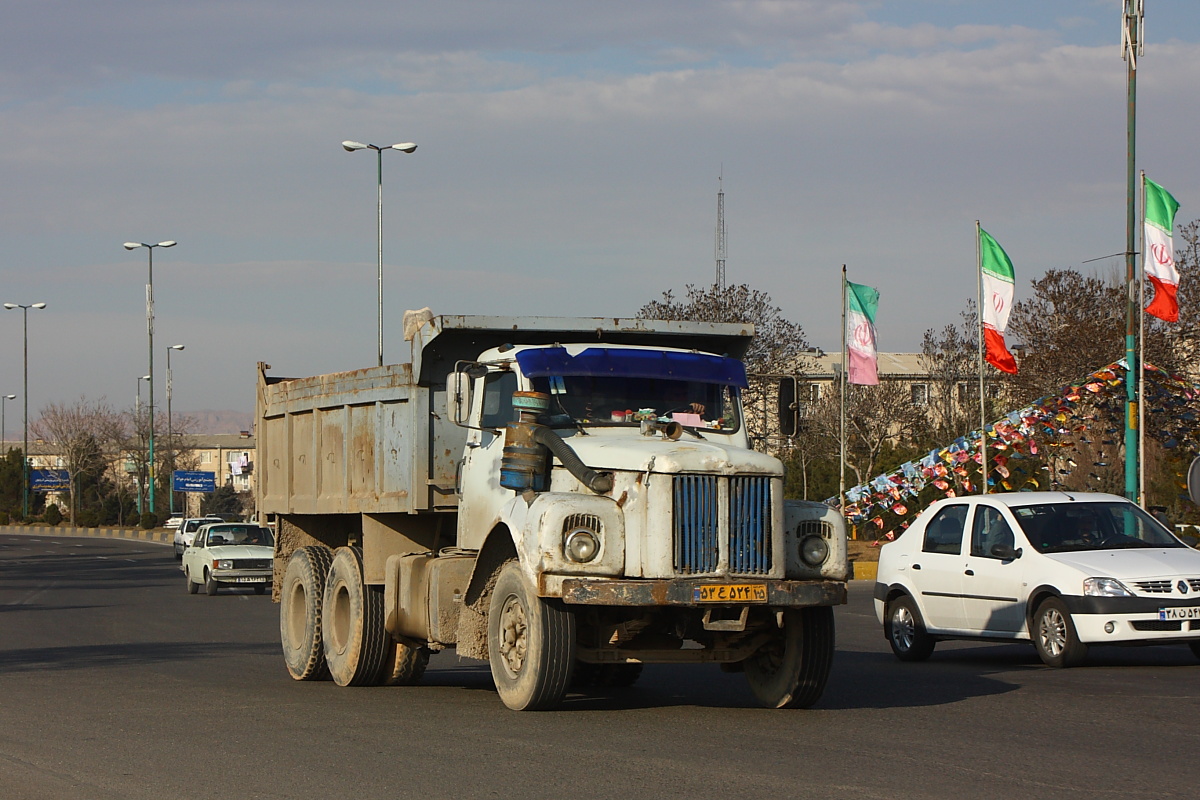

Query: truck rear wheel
<box><xmin>323</xmin><ymin>546</ymin><xmax>390</xmax><ymax>687</ymax></box>
<box><xmin>382</xmin><ymin>640</ymin><xmax>430</xmax><ymax>686</ymax></box>
<box><xmin>280</xmin><ymin>546</ymin><xmax>334</xmax><ymax>681</ymax></box>
<box><xmin>744</xmin><ymin>607</ymin><xmax>835</xmax><ymax>709</ymax></box>
<box><xmin>488</xmin><ymin>560</ymin><xmax>576</xmax><ymax>710</ymax></box>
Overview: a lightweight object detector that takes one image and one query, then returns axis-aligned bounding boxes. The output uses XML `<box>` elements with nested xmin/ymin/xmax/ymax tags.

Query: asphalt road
<box><xmin>2</xmin><ymin>533</ymin><xmax>1199</xmax><ymax>800</ymax></box>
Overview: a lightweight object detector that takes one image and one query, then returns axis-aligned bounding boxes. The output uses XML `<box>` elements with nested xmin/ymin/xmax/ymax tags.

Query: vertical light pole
<box><xmin>3</xmin><ymin>302</ymin><xmax>47</xmax><ymax>519</ymax></box>
<box><xmin>341</xmin><ymin>140</ymin><xmax>417</xmax><ymax>367</ymax></box>
<box><xmin>136</xmin><ymin>374</ymin><xmax>151</xmax><ymax>515</ymax></box>
<box><xmin>1122</xmin><ymin>1</ymin><xmax>1143</xmax><ymax>503</ymax></box>
<box><xmin>124</xmin><ymin>240</ymin><xmax>176</xmax><ymax>517</ymax></box>
<box><xmin>166</xmin><ymin>344</ymin><xmax>185</xmax><ymax>514</ymax></box>
<box><xmin>1</xmin><ymin>394</ymin><xmax>15</xmax><ymax>454</ymax></box>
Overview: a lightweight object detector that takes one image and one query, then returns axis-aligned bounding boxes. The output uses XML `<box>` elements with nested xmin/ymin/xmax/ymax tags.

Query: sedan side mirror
<box><xmin>991</xmin><ymin>543</ymin><xmax>1022</xmax><ymax>560</ymax></box>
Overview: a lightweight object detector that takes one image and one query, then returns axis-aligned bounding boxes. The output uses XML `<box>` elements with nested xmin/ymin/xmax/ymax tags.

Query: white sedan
<box><xmin>181</xmin><ymin>523</ymin><xmax>274</xmax><ymax>596</ymax></box>
<box><xmin>874</xmin><ymin>492</ymin><xmax>1200</xmax><ymax>667</ymax></box>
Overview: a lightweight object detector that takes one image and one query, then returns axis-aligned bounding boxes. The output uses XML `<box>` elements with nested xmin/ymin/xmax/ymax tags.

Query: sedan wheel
<box><xmin>185</xmin><ymin>567</ymin><xmax>198</xmax><ymax>594</ymax></box>
<box><xmin>1033</xmin><ymin>597</ymin><xmax>1087</xmax><ymax>668</ymax></box>
<box><xmin>885</xmin><ymin>595</ymin><xmax>935</xmax><ymax>661</ymax></box>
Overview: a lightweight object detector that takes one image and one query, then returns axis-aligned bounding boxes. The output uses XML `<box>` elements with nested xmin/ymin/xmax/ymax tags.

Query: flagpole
<box><xmin>1138</xmin><ymin>170</ymin><xmax>1147</xmax><ymax>507</ymax></box>
<box><xmin>839</xmin><ymin>265</ymin><xmax>847</xmax><ymax>514</ymax></box>
<box><xmin>976</xmin><ymin>220</ymin><xmax>987</xmax><ymax>494</ymax></box>
<box><xmin>1122</xmin><ymin>0</ymin><xmax>1142</xmax><ymax>503</ymax></box>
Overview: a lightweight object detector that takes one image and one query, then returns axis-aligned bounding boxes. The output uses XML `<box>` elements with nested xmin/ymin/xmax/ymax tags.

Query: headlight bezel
<box><xmin>799</xmin><ymin>534</ymin><xmax>829</xmax><ymax>567</ymax></box>
<box><xmin>214</xmin><ymin>558</ymin><xmax>234</xmax><ymax>571</ymax></box>
<box><xmin>564</xmin><ymin>527</ymin><xmax>601</xmax><ymax>563</ymax></box>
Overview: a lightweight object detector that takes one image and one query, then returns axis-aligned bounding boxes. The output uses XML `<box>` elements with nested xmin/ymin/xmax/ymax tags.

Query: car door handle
<box><xmin>964</xmin><ymin>569</ymin><xmax>974</xmax><ymax>576</ymax></box>
<box><xmin>912</xmin><ymin>564</ymin><xmax>921</xmax><ymax>570</ymax></box>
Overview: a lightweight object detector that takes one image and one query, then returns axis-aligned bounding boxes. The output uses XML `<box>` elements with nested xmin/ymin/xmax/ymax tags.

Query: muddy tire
<box><xmin>185</xmin><ymin>567</ymin><xmax>198</xmax><ymax>594</ymax></box>
<box><xmin>381</xmin><ymin>640</ymin><xmax>430</xmax><ymax>686</ymax></box>
<box><xmin>204</xmin><ymin>569</ymin><xmax>220</xmax><ymax>596</ymax></box>
<box><xmin>744</xmin><ymin>607</ymin><xmax>835</xmax><ymax>709</ymax></box>
<box><xmin>322</xmin><ymin>547</ymin><xmax>390</xmax><ymax>687</ymax></box>
<box><xmin>280</xmin><ymin>545</ymin><xmax>334</xmax><ymax>681</ymax></box>
<box><xmin>488</xmin><ymin>560</ymin><xmax>576</xmax><ymax>710</ymax></box>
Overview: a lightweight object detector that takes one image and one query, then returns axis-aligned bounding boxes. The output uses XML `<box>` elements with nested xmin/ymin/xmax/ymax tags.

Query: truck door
<box><xmin>456</xmin><ymin>370</ymin><xmax>517</xmax><ymax>550</ymax></box>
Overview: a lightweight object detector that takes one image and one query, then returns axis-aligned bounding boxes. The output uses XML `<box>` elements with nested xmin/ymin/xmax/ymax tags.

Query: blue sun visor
<box><xmin>515</xmin><ymin>347</ymin><xmax>748</xmax><ymax>388</ymax></box>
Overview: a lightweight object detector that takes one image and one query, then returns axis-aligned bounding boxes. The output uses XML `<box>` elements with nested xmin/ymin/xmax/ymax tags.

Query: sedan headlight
<box><xmin>799</xmin><ymin>534</ymin><xmax>829</xmax><ymax>567</ymax></box>
<box><xmin>214</xmin><ymin>559</ymin><xmax>234</xmax><ymax>571</ymax></box>
<box><xmin>1083</xmin><ymin>577</ymin><xmax>1134</xmax><ymax>597</ymax></box>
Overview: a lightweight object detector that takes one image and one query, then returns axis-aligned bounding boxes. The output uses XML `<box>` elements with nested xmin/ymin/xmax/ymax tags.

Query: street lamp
<box><xmin>166</xmin><ymin>344</ymin><xmax>185</xmax><ymax>514</ymax></box>
<box><xmin>3</xmin><ymin>302</ymin><xmax>47</xmax><ymax>519</ymax></box>
<box><xmin>341</xmin><ymin>140</ymin><xmax>417</xmax><ymax>367</ymax></box>
<box><xmin>124</xmin><ymin>240</ymin><xmax>176</xmax><ymax>517</ymax></box>
<box><xmin>136</xmin><ymin>374</ymin><xmax>151</xmax><ymax>515</ymax></box>
<box><xmin>1</xmin><ymin>394</ymin><xmax>15</xmax><ymax>452</ymax></box>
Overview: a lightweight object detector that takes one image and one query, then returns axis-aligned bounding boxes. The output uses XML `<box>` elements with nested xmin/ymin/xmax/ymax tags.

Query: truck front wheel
<box><xmin>280</xmin><ymin>546</ymin><xmax>334</xmax><ymax>681</ymax></box>
<box><xmin>488</xmin><ymin>561</ymin><xmax>576</xmax><ymax>710</ymax></box>
<box><xmin>322</xmin><ymin>546</ymin><xmax>390</xmax><ymax>687</ymax></box>
<box><xmin>743</xmin><ymin>607</ymin><xmax>835</xmax><ymax>709</ymax></box>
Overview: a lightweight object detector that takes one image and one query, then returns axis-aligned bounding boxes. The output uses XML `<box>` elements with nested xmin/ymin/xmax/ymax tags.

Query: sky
<box><xmin>1</xmin><ymin>0</ymin><xmax>1198</xmax><ymax>426</ymax></box>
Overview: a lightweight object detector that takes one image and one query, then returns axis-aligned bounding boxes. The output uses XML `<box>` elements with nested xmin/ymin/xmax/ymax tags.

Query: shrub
<box><xmin>78</xmin><ymin>510</ymin><xmax>100</xmax><ymax>528</ymax></box>
<box><xmin>140</xmin><ymin>512</ymin><xmax>158</xmax><ymax>530</ymax></box>
<box><xmin>42</xmin><ymin>505</ymin><xmax>61</xmax><ymax>526</ymax></box>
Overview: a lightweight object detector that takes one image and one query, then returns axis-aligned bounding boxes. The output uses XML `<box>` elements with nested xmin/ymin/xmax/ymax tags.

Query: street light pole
<box><xmin>166</xmin><ymin>344</ymin><xmax>185</xmax><ymax>514</ymax></box>
<box><xmin>342</xmin><ymin>140</ymin><xmax>417</xmax><ymax>367</ymax></box>
<box><xmin>3</xmin><ymin>302</ymin><xmax>47</xmax><ymax>519</ymax></box>
<box><xmin>124</xmin><ymin>240</ymin><xmax>176</xmax><ymax>518</ymax></box>
<box><xmin>136</xmin><ymin>374</ymin><xmax>150</xmax><ymax>515</ymax></box>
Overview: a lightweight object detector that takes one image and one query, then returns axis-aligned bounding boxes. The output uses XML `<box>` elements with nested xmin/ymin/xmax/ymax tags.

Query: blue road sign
<box><xmin>30</xmin><ymin>469</ymin><xmax>70</xmax><ymax>491</ymax></box>
<box><xmin>173</xmin><ymin>470</ymin><xmax>216</xmax><ymax>493</ymax></box>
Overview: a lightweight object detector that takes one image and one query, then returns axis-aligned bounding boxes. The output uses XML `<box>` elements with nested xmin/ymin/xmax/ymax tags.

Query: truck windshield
<box><xmin>517</xmin><ymin>347</ymin><xmax>744</xmax><ymax>431</ymax></box>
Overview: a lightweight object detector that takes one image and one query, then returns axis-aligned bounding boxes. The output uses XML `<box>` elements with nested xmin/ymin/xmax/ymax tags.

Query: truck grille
<box><xmin>673</xmin><ymin>475</ymin><xmax>772</xmax><ymax>576</ymax></box>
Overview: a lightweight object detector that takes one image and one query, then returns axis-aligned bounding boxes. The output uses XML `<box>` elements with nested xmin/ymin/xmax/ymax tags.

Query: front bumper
<box><xmin>554</xmin><ymin>577</ymin><xmax>846</xmax><ymax>608</ymax></box>
<box><xmin>1064</xmin><ymin>594</ymin><xmax>1200</xmax><ymax>644</ymax></box>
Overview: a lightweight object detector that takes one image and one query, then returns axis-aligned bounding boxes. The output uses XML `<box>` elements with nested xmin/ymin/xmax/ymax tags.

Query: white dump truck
<box><xmin>257</xmin><ymin>314</ymin><xmax>847</xmax><ymax>710</ymax></box>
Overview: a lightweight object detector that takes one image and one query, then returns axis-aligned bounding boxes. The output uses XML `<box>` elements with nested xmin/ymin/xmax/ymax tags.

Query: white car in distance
<box><xmin>874</xmin><ymin>492</ymin><xmax>1200</xmax><ymax>667</ymax></box>
<box><xmin>173</xmin><ymin>516</ymin><xmax>226</xmax><ymax>559</ymax></box>
<box><xmin>181</xmin><ymin>523</ymin><xmax>275</xmax><ymax>596</ymax></box>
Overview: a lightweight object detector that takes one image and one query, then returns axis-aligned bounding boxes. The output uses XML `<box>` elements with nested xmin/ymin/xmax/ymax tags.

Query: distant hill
<box><xmin>178</xmin><ymin>409</ymin><xmax>255</xmax><ymax>435</ymax></box>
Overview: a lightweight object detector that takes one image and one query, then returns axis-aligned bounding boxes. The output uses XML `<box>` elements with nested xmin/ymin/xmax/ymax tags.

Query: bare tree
<box><xmin>32</xmin><ymin>397</ymin><xmax>126</xmax><ymax>525</ymax></box>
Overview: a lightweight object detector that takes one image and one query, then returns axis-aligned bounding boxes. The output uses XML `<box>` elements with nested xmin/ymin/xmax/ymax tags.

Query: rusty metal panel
<box><xmin>559</xmin><ymin>577</ymin><xmax>847</xmax><ymax>607</ymax></box>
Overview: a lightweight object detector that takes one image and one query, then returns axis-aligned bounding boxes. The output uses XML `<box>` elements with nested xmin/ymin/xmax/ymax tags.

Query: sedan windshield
<box><xmin>1011</xmin><ymin>502</ymin><xmax>1185</xmax><ymax>554</ymax></box>
<box><xmin>205</xmin><ymin>526</ymin><xmax>274</xmax><ymax>547</ymax></box>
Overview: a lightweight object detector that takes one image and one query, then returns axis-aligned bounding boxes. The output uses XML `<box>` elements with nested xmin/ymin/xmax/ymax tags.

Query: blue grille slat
<box><xmin>730</xmin><ymin>476</ymin><xmax>771</xmax><ymax>575</ymax></box>
<box><xmin>673</xmin><ymin>475</ymin><xmax>718</xmax><ymax>573</ymax></box>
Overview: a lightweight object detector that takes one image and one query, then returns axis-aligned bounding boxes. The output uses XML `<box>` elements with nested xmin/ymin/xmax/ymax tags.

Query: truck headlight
<box><xmin>1083</xmin><ymin>577</ymin><xmax>1133</xmax><ymax>597</ymax></box>
<box><xmin>214</xmin><ymin>559</ymin><xmax>234</xmax><ymax>570</ymax></box>
<box><xmin>799</xmin><ymin>535</ymin><xmax>828</xmax><ymax>567</ymax></box>
<box><xmin>564</xmin><ymin>528</ymin><xmax>600</xmax><ymax>563</ymax></box>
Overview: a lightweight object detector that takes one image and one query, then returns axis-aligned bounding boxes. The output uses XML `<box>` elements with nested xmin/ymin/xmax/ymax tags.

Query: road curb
<box><xmin>0</xmin><ymin>524</ymin><xmax>173</xmax><ymax>544</ymax></box>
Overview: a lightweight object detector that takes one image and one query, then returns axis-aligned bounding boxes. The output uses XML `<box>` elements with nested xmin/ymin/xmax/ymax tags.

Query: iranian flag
<box><xmin>846</xmin><ymin>280</ymin><xmax>880</xmax><ymax>385</ymax></box>
<box><xmin>979</xmin><ymin>228</ymin><xmax>1018</xmax><ymax>374</ymax></box>
<box><xmin>1144</xmin><ymin>177</ymin><xmax>1181</xmax><ymax>322</ymax></box>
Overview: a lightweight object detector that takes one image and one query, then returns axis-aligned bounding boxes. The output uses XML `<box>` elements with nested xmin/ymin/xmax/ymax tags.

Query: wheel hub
<box><xmin>1040</xmin><ymin>609</ymin><xmax>1067</xmax><ymax>657</ymax></box>
<box><xmin>498</xmin><ymin>595</ymin><xmax>528</xmax><ymax>677</ymax></box>
<box><xmin>892</xmin><ymin>607</ymin><xmax>916</xmax><ymax>651</ymax></box>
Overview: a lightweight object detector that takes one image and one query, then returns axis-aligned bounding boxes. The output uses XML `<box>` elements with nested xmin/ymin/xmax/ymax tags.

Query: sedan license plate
<box><xmin>1159</xmin><ymin>607</ymin><xmax>1200</xmax><ymax>621</ymax></box>
<box><xmin>694</xmin><ymin>584</ymin><xmax>768</xmax><ymax>603</ymax></box>
<box><xmin>233</xmin><ymin>576</ymin><xmax>268</xmax><ymax>583</ymax></box>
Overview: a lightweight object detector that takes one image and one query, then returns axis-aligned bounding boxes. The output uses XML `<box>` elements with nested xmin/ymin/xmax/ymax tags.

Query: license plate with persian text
<box><xmin>693</xmin><ymin>584</ymin><xmax>768</xmax><ymax>603</ymax></box>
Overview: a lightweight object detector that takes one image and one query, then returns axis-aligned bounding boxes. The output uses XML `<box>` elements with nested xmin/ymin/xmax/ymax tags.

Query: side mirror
<box><xmin>991</xmin><ymin>543</ymin><xmax>1022</xmax><ymax>560</ymax></box>
<box><xmin>447</xmin><ymin>367</ymin><xmax>474</xmax><ymax>426</ymax></box>
<box><xmin>777</xmin><ymin>376</ymin><xmax>798</xmax><ymax>438</ymax></box>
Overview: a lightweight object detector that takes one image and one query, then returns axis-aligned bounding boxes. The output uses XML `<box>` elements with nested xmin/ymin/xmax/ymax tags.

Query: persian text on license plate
<box><xmin>694</xmin><ymin>584</ymin><xmax>768</xmax><ymax>603</ymax></box>
<box><xmin>1159</xmin><ymin>606</ymin><xmax>1200</xmax><ymax>621</ymax></box>
<box><xmin>233</xmin><ymin>577</ymin><xmax>269</xmax><ymax>583</ymax></box>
